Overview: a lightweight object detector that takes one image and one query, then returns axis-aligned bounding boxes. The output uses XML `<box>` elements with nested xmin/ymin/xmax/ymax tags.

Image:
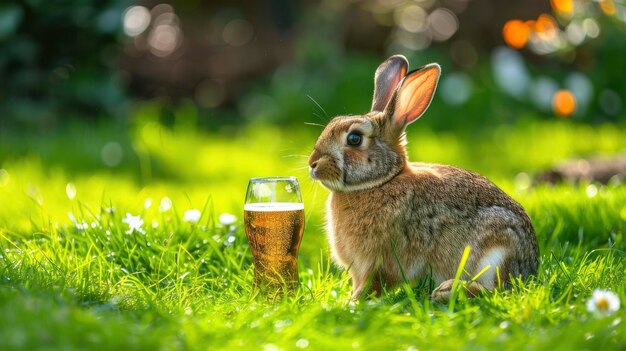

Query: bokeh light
<box><xmin>506</xmin><ymin>0</ymin><xmax>624</xmax><ymax>59</ymax></box>
<box><xmin>66</xmin><ymin>183</ymin><xmax>77</xmax><ymax>200</ymax></box>
<box><xmin>528</xmin><ymin>14</ymin><xmax>562</xmax><ymax>55</ymax></box>
<box><xmin>123</xmin><ymin>6</ymin><xmax>151</xmax><ymax>37</ymax></box>
<box><xmin>565</xmin><ymin>73</ymin><xmax>593</xmax><ymax>112</ymax></box>
<box><xmin>599</xmin><ymin>0</ymin><xmax>617</xmax><ymax>16</ymax></box>
<box><xmin>586</xmin><ymin>184</ymin><xmax>598</xmax><ymax>198</ymax></box>
<box><xmin>440</xmin><ymin>72</ymin><xmax>473</xmax><ymax>106</ymax></box>
<box><xmin>148</xmin><ymin>23</ymin><xmax>181</xmax><ymax>57</ymax></box>
<box><xmin>101</xmin><ymin>142</ymin><xmax>124</xmax><ymax>167</ymax></box>
<box><xmin>395</xmin><ymin>4</ymin><xmax>427</xmax><ymax>33</ymax></box>
<box><xmin>582</xmin><ymin>18</ymin><xmax>600</xmax><ymax>38</ymax></box>
<box><xmin>428</xmin><ymin>8</ymin><xmax>459</xmax><ymax>42</ymax></box>
<box><xmin>502</xmin><ymin>20</ymin><xmax>529</xmax><ymax>49</ymax></box>
<box><xmin>151</xmin><ymin>3</ymin><xmax>175</xmax><ymax>19</ymax></box>
<box><xmin>492</xmin><ymin>47</ymin><xmax>530</xmax><ymax>99</ymax></box>
<box><xmin>378</xmin><ymin>1</ymin><xmax>470</xmax><ymax>52</ymax></box>
<box><xmin>551</xmin><ymin>0</ymin><xmax>574</xmax><ymax>15</ymax></box>
<box><xmin>534</xmin><ymin>14</ymin><xmax>559</xmax><ymax>40</ymax></box>
<box><xmin>393</xmin><ymin>28</ymin><xmax>432</xmax><ymax>51</ymax></box>
<box><xmin>552</xmin><ymin>89</ymin><xmax>577</xmax><ymax>117</ymax></box>
<box><xmin>565</xmin><ymin>22</ymin><xmax>585</xmax><ymax>45</ymax></box>
<box><xmin>120</xmin><ymin>4</ymin><xmax>185</xmax><ymax>58</ymax></box>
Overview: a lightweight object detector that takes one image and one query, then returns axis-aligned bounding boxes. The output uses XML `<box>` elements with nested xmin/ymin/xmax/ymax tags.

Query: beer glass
<box><xmin>244</xmin><ymin>176</ymin><xmax>304</xmax><ymax>289</ymax></box>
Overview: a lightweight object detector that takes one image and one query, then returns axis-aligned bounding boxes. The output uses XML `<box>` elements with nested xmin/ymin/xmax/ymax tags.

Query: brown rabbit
<box><xmin>308</xmin><ymin>55</ymin><xmax>538</xmax><ymax>301</ymax></box>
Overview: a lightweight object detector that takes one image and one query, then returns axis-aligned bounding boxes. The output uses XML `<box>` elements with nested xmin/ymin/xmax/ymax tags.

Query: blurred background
<box><xmin>1</xmin><ymin>0</ymin><xmax>624</xmax><ymax>131</ymax></box>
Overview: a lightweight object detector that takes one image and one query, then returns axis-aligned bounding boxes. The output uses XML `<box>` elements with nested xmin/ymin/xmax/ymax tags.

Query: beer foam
<box><xmin>244</xmin><ymin>202</ymin><xmax>304</xmax><ymax>211</ymax></box>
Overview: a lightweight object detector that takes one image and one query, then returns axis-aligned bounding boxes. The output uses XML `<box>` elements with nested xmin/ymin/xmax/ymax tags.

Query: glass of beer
<box><xmin>244</xmin><ymin>176</ymin><xmax>304</xmax><ymax>290</ymax></box>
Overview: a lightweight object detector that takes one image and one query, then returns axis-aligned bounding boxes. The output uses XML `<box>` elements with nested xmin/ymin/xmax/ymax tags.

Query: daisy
<box><xmin>219</xmin><ymin>213</ymin><xmax>237</xmax><ymax>226</ymax></box>
<box><xmin>122</xmin><ymin>213</ymin><xmax>145</xmax><ymax>234</ymax></box>
<box><xmin>586</xmin><ymin>289</ymin><xmax>620</xmax><ymax>317</ymax></box>
<box><xmin>183</xmin><ymin>209</ymin><xmax>201</xmax><ymax>223</ymax></box>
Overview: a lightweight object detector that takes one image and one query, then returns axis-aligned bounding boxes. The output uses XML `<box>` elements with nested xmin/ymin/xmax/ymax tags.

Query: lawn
<box><xmin>1</xmin><ymin>117</ymin><xmax>625</xmax><ymax>350</ymax></box>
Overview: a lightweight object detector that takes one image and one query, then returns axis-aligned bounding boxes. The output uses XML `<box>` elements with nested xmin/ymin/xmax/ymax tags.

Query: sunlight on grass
<box><xmin>1</xmin><ymin>120</ymin><xmax>625</xmax><ymax>350</ymax></box>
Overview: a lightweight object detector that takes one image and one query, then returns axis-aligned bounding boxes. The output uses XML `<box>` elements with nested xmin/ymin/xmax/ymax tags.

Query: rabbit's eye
<box><xmin>346</xmin><ymin>132</ymin><xmax>362</xmax><ymax>146</ymax></box>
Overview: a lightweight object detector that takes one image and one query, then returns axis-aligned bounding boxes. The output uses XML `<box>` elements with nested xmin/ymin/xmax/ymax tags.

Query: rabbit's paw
<box><xmin>430</xmin><ymin>279</ymin><xmax>455</xmax><ymax>303</ymax></box>
<box><xmin>431</xmin><ymin>279</ymin><xmax>485</xmax><ymax>302</ymax></box>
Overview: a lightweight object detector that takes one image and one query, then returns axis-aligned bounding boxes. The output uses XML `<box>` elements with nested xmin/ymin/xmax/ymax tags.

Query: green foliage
<box><xmin>0</xmin><ymin>1</ymin><xmax>130</xmax><ymax>128</ymax></box>
<box><xmin>1</xmin><ymin>118</ymin><xmax>626</xmax><ymax>350</ymax></box>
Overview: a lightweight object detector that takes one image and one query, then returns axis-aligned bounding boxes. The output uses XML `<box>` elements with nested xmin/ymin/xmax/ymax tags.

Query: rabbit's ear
<box><xmin>371</xmin><ymin>55</ymin><xmax>409</xmax><ymax>112</ymax></box>
<box><xmin>389</xmin><ymin>63</ymin><xmax>440</xmax><ymax>126</ymax></box>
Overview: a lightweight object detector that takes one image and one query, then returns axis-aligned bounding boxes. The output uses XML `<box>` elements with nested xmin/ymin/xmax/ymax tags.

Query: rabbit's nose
<box><xmin>309</xmin><ymin>161</ymin><xmax>319</xmax><ymax>179</ymax></box>
<box><xmin>308</xmin><ymin>149</ymin><xmax>321</xmax><ymax>168</ymax></box>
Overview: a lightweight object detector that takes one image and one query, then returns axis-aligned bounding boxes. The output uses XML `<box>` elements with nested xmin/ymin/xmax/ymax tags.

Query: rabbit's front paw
<box><xmin>430</xmin><ymin>279</ymin><xmax>455</xmax><ymax>302</ymax></box>
<box><xmin>431</xmin><ymin>279</ymin><xmax>485</xmax><ymax>302</ymax></box>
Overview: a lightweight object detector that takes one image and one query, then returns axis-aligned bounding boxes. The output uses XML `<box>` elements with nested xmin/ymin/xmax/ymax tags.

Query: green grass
<box><xmin>1</xmin><ymin>119</ymin><xmax>626</xmax><ymax>350</ymax></box>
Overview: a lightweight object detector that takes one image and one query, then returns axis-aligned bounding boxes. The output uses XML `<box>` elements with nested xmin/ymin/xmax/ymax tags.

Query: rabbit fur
<box><xmin>308</xmin><ymin>55</ymin><xmax>539</xmax><ymax>301</ymax></box>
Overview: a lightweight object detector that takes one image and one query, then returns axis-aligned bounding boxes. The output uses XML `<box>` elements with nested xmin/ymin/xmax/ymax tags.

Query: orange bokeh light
<box><xmin>600</xmin><ymin>0</ymin><xmax>617</xmax><ymax>16</ymax></box>
<box><xmin>551</xmin><ymin>0</ymin><xmax>574</xmax><ymax>14</ymax></box>
<box><xmin>535</xmin><ymin>14</ymin><xmax>558</xmax><ymax>34</ymax></box>
<box><xmin>533</xmin><ymin>14</ymin><xmax>560</xmax><ymax>42</ymax></box>
<box><xmin>502</xmin><ymin>20</ymin><xmax>530</xmax><ymax>49</ymax></box>
<box><xmin>552</xmin><ymin>90</ymin><xmax>577</xmax><ymax>117</ymax></box>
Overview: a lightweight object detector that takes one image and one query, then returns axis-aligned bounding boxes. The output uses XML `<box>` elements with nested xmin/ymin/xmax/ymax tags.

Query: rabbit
<box><xmin>308</xmin><ymin>55</ymin><xmax>539</xmax><ymax>301</ymax></box>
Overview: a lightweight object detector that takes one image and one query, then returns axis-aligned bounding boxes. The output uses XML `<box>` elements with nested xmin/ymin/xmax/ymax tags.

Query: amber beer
<box><xmin>244</xmin><ymin>202</ymin><xmax>304</xmax><ymax>288</ymax></box>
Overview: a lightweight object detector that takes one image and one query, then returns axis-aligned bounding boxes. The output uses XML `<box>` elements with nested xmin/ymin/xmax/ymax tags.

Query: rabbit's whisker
<box><xmin>308</xmin><ymin>94</ymin><xmax>330</xmax><ymax>121</ymax></box>
<box><xmin>304</xmin><ymin>122</ymin><xmax>326</xmax><ymax>128</ymax></box>
<box><xmin>288</xmin><ymin>166</ymin><xmax>311</xmax><ymax>173</ymax></box>
<box><xmin>304</xmin><ymin>181</ymin><xmax>319</xmax><ymax>229</ymax></box>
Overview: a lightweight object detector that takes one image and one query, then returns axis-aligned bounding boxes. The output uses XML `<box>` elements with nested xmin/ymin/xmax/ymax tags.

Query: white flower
<box><xmin>586</xmin><ymin>289</ymin><xmax>620</xmax><ymax>317</ymax></box>
<box><xmin>144</xmin><ymin>198</ymin><xmax>152</xmax><ymax>209</ymax></box>
<box><xmin>183</xmin><ymin>209</ymin><xmax>201</xmax><ymax>223</ymax></box>
<box><xmin>122</xmin><ymin>213</ymin><xmax>145</xmax><ymax>234</ymax></box>
<box><xmin>159</xmin><ymin>197</ymin><xmax>172</xmax><ymax>212</ymax></box>
<box><xmin>295</xmin><ymin>339</ymin><xmax>309</xmax><ymax>349</ymax></box>
<box><xmin>224</xmin><ymin>234</ymin><xmax>236</xmax><ymax>247</ymax></box>
<box><xmin>68</xmin><ymin>212</ymin><xmax>87</xmax><ymax>230</ymax></box>
<box><xmin>219</xmin><ymin>213</ymin><xmax>237</xmax><ymax>226</ymax></box>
